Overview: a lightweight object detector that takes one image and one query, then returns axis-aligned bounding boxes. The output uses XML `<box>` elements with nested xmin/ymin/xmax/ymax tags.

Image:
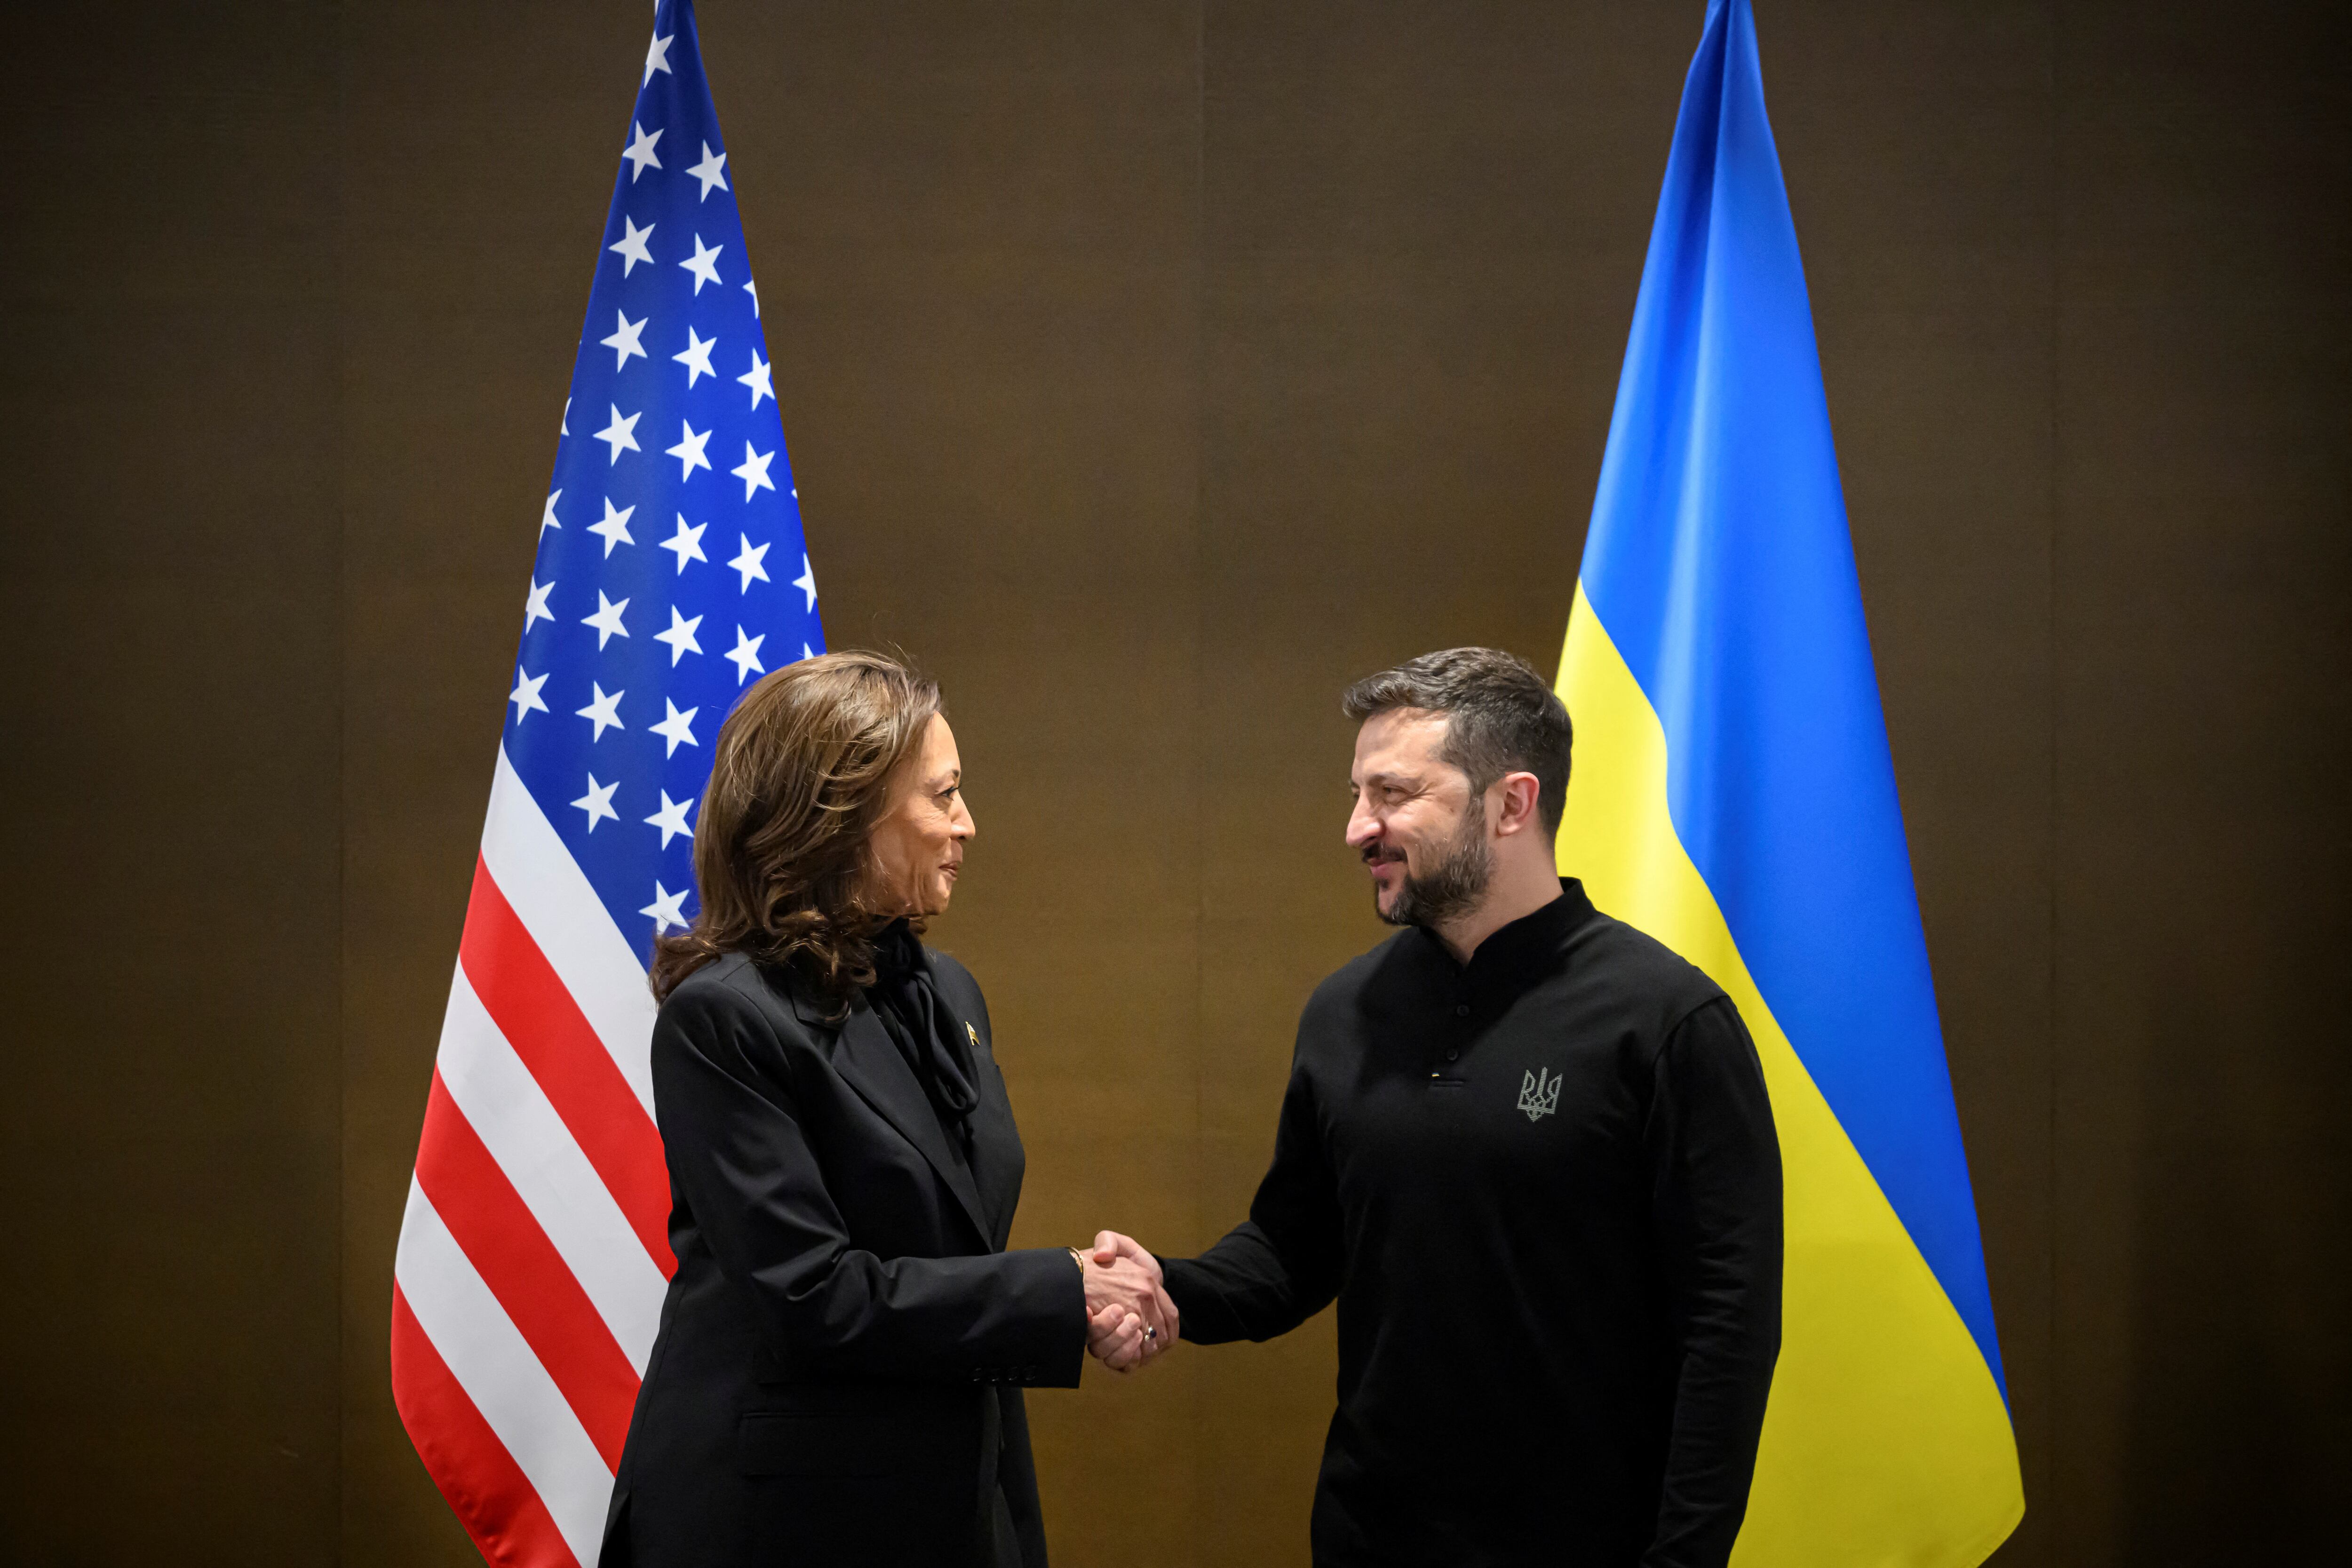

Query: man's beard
<box><xmin>1372</xmin><ymin>807</ymin><xmax>1493</xmax><ymax>930</ymax></box>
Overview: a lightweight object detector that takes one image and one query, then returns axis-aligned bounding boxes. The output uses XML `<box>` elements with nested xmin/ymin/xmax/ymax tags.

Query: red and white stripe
<box><xmin>393</xmin><ymin>747</ymin><xmax>672</xmax><ymax>1568</ymax></box>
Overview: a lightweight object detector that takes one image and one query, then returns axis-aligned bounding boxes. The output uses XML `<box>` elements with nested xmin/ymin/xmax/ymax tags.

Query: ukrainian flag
<box><xmin>1554</xmin><ymin>3</ymin><xmax>2024</xmax><ymax>1562</ymax></box>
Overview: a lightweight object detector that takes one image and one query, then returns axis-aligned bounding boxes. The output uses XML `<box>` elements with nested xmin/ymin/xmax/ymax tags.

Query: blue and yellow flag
<box><xmin>1555</xmin><ymin>2</ymin><xmax>2023</xmax><ymax>1561</ymax></box>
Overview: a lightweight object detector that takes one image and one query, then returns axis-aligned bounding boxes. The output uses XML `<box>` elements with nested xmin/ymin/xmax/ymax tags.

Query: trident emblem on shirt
<box><xmin>1518</xmin><ymin>1067</ymin><xmax>1562</xmax><ymax>1122</ymax></box>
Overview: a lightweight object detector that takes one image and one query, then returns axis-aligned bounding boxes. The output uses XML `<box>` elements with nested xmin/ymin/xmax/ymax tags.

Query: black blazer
<box><xmin>600</xmin><ymin>947</ymin><xmax>1084</xmax><ymax>1568</ymax></box>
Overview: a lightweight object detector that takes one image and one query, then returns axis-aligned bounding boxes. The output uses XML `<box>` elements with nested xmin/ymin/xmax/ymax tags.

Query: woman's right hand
<box><xmin>1080</xmin><ymin>1250</ymin><xmax>1177</xmax><ymax>1370</ymax></box>
<box><xmin>1087</xmin><ymin>1303</ymin><xmax>1149</xmax><ymax>1371</ymax></box>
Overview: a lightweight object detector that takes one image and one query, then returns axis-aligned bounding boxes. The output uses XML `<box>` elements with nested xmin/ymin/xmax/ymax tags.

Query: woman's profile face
<box><xmin>867</xmin><ymin>713</ymin><xmax>975</xmax><ymax>917</ymax></box>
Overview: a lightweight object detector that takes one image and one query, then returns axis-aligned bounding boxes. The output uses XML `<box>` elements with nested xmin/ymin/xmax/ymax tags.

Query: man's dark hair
<box><xmin>1341</xmin><ymin>647</ymin><xmax>1574</xmax><ymax>835</ymax></box>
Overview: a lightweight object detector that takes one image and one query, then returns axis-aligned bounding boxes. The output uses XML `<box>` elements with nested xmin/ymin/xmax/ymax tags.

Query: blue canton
<box><xmin>502</xmin><ymin>0</ymin><xmax>823</xmax><ymax>959</ymax></box>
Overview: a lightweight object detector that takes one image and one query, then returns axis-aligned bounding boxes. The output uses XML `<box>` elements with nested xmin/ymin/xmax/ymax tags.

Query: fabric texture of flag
<box><xmin>390</xmin><ymin>3</ymin><xmax>823</xmax><ymax>1562</ymax></box>
<box><xmin>1552</xmin><ymin>1</ymin><xmax>2023</xmax><ymax>1562</ymax></box>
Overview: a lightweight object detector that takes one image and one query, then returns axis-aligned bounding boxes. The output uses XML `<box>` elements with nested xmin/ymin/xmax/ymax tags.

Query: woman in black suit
<box><xmin>600</xmin><ymin>650</ymin><xmax>1175</xmax><ymax>1568</ymax></box>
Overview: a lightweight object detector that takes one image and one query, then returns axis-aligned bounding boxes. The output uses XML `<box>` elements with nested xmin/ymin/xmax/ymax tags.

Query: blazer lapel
<box><xmin>822</xmin><ymin>997</ymin><xmax>991</xmax><ymax>1248</ymax></box>
<box><xmin>915</xmin><ymin>958</ymin><xmax>1027</xmax><ymax>1250</ymax></box>
<box><xmin>964</xmin><ymin>1033</ymin><xmax>1025</xmax><ymax>1250</ymax></box>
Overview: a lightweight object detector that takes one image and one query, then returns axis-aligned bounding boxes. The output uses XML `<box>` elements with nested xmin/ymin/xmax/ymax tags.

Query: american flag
<box><xmin>391</xmin><ymin>4</ymin><xmax>823</xmax><ymax>1562</ymax></box>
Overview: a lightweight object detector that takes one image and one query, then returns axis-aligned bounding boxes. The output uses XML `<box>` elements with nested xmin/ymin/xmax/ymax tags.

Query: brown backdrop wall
<box><xmin>2</xmin><ymin>2</ymin><xmax>2344</xmax><ymax>1565</ymax></box>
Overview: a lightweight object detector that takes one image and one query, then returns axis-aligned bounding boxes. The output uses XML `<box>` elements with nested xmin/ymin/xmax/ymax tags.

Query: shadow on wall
<box><xmin>2119</xmin><ymin>924</ymin><xmax>2350</xmax><ymax>1562</ymax></box>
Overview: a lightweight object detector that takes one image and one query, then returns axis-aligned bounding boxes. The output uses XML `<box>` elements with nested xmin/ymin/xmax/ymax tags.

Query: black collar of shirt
<box><xmin>1413</xmin><ymin>877</ymin><xmax>1599</xmax><ymax>990</ymax></box>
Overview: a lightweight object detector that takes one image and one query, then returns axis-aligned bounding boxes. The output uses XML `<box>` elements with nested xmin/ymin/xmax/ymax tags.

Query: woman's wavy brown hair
<box><xmin>649</xmin><ymin>649</ymin><xmax>941</xmax><ymax>1011</ymax></box>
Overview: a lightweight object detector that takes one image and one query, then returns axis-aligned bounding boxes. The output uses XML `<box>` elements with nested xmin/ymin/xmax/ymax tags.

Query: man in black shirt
<box><xmin>1095</xmin><ymin>648</ymin><xmax>1781</xmax><ymax>1567</ymax></box>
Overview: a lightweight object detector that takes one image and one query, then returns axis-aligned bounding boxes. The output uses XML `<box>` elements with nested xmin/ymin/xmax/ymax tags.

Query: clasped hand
<box><xmin>1080</xmin><ymin>1230</ymin><xmax>1174</xmax><ymax>1374</ymax></box>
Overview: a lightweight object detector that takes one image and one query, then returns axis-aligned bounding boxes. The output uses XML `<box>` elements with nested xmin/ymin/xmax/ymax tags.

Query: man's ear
<box><xmin>1493</xmin><ymin>772</ymin><xmax>1544</xmax><ymax>836</ymax></box>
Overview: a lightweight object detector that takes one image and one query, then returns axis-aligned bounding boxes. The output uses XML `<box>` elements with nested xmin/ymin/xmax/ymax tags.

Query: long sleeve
<box><xmin>653</xmin><ymin>982</ymin><xmax>1087</xmax><ymax>1385</ymax></box>
<box><xmin>1160</xmin><ymin>1054</ymin><xmax>1345</xmax><ymax>1344</ymax></box>
<box><xmin>1641</xmin><ymin>995</ymin><xmax>1785</xmax><ymax>1568</ymax></box>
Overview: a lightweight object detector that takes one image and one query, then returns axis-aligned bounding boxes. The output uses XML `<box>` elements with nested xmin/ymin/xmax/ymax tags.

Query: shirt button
<box><xmin>1453</xmin><ymin>1003</ymin><xmax>1470</xmax><ymax>1018</ymax></box>
<box><xmin>1445</xmin><ymin>1047</ymin><xmax>1459</xmax><ymax>1062</ymax></box>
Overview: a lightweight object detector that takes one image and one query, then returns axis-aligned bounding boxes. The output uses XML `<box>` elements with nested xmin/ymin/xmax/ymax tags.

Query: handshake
<box><xmin>1076</xmin><ymin>1231</ymin><xmax>1174</xmax><ymax>1373</ymax></box>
